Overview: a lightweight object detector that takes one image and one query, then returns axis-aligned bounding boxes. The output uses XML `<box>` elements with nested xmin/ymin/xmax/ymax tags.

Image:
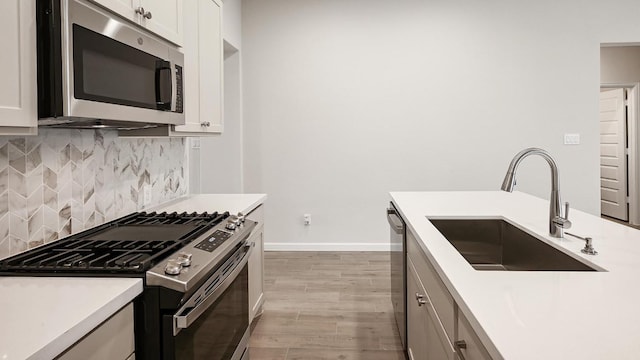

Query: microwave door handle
<box><xmin>171</xmin><ymin>63</ymin><xmax>179</xmax><ymax>113</ymax></box>
<box><xmin>155</xmin><ymin>60</ymin><xmax>172</xmax><ymax>111</ymax></box>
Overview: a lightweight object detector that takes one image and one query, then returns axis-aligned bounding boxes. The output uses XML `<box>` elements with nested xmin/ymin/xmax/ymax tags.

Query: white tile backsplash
<box><xmin>0</xmin><ymin>129</ymin><xmax>188</xmax><ymax>259</ymax></box>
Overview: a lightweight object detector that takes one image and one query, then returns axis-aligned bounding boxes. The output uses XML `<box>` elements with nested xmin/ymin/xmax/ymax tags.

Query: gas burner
<box><xmin>0</xmin><ymin>211</ymin><xmax>229</xmax><ymax>274</ymax></box>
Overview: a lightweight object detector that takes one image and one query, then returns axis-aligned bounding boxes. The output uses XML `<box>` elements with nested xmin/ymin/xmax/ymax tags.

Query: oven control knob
<box><xmin>237</xmin><ymin>212</ymin><xmax>245</xmax><ymax>223</ymax></box>
<box><xmin>225</xmin><ymin>222</ymin><xmax>237</xmax><ymax>231</ymax></box>
<box><xmin>229</xmin><ymin>215</ymin><xmax>241</xmax><ymax>226</ymax></box>
<box><xmin>177</xmin><ymin>252</ymin><xmax>192</xmax><ymax>267</ymax></box>
<box><xmin>164</xmin><ymin>260</ymin><xmax>182</xmax><ymax>275</ymax></box>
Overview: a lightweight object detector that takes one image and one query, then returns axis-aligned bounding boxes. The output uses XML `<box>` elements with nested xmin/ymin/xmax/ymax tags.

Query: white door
<box><xmin>600</xmin><ymin>88</ymin><xmax>628</xmax><ymax>221</ymax></box>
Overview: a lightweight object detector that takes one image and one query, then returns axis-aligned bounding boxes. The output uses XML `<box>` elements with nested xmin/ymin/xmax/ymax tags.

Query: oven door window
<box><xmin>72</xmin><ymin>24</ymin><xmax>172</xmax><ymax>110</ymax></box>
<box><xmin>172</xmin><ymin>265</ymin><xmax>249</xmax><ymax>360</ymax></box>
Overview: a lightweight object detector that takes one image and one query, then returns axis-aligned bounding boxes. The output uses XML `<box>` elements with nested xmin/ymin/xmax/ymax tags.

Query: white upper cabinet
<box><xmin>90</xmin><ymin>0</ymin><xmax>183</xmax><ymax>46</ymax></box>
<box><xmin>0</xmin><ymin>0</ymin><xmax>38</xmax><ymax>135</ymax></box>
<box><xmin>138</xmin><ymin>0</ymin><xmax>183</xmax><ymax>46</ymax></box>
<box><xmin>172</xmin><ymin>0</ymin><xmax>223</xmax><ymax>134</ymax></box>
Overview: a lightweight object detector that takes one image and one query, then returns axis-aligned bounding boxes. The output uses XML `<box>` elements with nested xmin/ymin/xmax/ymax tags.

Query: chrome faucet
<box><xmin>501</xmin><ymin>148</ymin><xmax>572</xmax><ymax>238</ymax></box>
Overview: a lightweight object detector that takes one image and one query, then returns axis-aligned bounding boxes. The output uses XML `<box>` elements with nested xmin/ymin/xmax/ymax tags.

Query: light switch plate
<box><xmin>564</xmin><ymin>133</ymin><xmax>580</xmax><ymax>145</ymax></box>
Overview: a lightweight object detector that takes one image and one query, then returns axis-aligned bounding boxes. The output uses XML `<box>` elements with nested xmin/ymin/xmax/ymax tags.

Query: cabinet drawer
<box><xmin>57</xmin><ymin>303</ymin><xmax>134</xmax><ymax>360</ymax></box>
<box><xmin>457</xmin><ymin>312</ymin><xmax>493</xmax><ymax>360</ymax></box>
<box><xmin>246</xmin><ymin>204</ymin><xmax>264</xmax><ymax>226</ymax></box>
<box><xmin>407</xmin><ymin>257</ymin><xmax>456</xmax><ymax>360</ymax></box>
<box><xmin>407</xmin><ymin>229</ymin><xmax>455</xmax><ymax>341</ymax></box>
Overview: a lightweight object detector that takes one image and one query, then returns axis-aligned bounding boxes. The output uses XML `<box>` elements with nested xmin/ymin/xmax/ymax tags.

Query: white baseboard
<box><xmin>264</xmin><ymin>242</ymin><xmax>391</xmax><ymax>252</ymax></box>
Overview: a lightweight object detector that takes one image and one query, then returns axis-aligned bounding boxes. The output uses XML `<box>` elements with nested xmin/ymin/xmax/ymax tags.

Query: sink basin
<box><xmin>428</xmin><ymin>218</ymin><xmax>597</xmax><ymax>271</ymax></box>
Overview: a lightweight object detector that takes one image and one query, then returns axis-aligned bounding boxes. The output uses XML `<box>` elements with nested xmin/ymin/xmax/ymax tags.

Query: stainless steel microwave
<box><xmin>36</xmin><ymin>0</ymin><xmax>184</xmax><ymax>129</ymax></box>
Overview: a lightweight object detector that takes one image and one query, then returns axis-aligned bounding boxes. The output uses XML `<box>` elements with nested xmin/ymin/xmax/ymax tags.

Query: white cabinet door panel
<box><xmin>89</xmin><ymin>0</ymin><xmax>138</xmax><ymax>24</ymax></box>
<box><xmin>173</xmin><ymin>0</ymin><xmax>222</xmax><ymax>135</ymax></box>
<box><xmin>0</xmin><ymin>0</ymin><xmax>37</xmax><ymax>135</ymax></box>
<box><xmin>139</xmin><ymin>0</ymin><xmax>183</xmax><ymax>46</ymax></box>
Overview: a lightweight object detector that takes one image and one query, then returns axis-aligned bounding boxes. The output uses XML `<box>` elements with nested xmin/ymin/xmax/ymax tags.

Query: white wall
<box><xmin>242</xmin><ymin>0</ymin><xmax>640</xmax><ymax>250</ymax></box>
<box><xmin>199</xmin><ymin>48</ymin><xmax>244</xmax><ymax>194</ymax></box>
<box><xmin>601</xmin><ymin>46</ymin><xmax>640</xmax><ymax>83</ymax></box>
<box><xmin>222</xmin><ymin>0</ymin><xmax>242</xmax><ymax>49</ymax></box>
<box><xmin>196</xmin><ymin>0</ymin><xmax>244</xmax><ymax>194</ymax></box>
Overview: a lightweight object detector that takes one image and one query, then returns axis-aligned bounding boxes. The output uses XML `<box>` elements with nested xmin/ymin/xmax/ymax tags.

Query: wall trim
<box><xmin>264</xmin><ymin>242</ymin><xmax>391</xmax><ymax>252</ymax></box>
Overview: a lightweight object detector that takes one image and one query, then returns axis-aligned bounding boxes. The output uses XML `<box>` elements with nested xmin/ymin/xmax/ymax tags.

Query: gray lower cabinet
<box><xmin>56</xmin><ymin>303</ymin><xmax>135</xmax><ymax>360</ymax></box>
<box><xmin>247</xmin><ymin>204</ymin><xmax>265</xmax><ymax>322</ymax></box>
<box><xmin>406</xmin><ymin>227</ymin><xmax>493</xmax><ymax>360</ymax></box>
<box><xmin>457</xmin><ymin>312</ymin><xmax>493</xmax><ymax>360</ymax></box>
<box><xmin>407</xmin><ymin>257</ymin><xmax>455</xmax><ymax>360</ymax></box>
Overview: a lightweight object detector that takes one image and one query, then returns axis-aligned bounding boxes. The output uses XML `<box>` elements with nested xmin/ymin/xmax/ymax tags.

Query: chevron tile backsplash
<box><xmin>0</xmin><ymin>129</ymin><xmax>188</xmax><ymax>259</ymax></box>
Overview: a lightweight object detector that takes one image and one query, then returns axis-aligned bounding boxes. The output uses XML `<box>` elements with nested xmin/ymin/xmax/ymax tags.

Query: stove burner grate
<box><xmin>0</xmin><ymin>211</ymin><xmax>229</xmax><ymax>274</ymax></box>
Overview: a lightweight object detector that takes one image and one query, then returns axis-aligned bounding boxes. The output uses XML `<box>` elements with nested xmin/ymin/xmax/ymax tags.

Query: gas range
<box><xmin>0</xmin><ymin>210</ymin><xmax>258</xmax><ymax>360</ymax></box>
<box><xmin>0</xmin><ymin>211</ymin><xmax>230</xmax><ymax>274</ymax></box>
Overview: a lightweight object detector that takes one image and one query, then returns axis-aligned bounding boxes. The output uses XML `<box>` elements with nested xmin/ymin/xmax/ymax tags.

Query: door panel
<box><xmin>0</xmin><ymin>0</ymin><xmax>37</xmax><ymax>133</ymax></box>
<box><xmin>600</xmin><ymin>88</ymin><xmax>628</xmax><ymax>221</ymax></box>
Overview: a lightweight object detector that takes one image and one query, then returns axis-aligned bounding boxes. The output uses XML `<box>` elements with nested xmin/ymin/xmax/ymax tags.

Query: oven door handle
<box><xmin>173</xmin><ymin>239</ymin><xmax>254</xmax><ymax>335</ymax></box>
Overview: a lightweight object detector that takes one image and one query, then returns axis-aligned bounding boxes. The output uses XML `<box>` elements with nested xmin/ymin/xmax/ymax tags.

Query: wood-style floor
<box><xmin>249</xmin><ymin>251</ymin><xmax>405</xmax><ymax>360</ymax></box>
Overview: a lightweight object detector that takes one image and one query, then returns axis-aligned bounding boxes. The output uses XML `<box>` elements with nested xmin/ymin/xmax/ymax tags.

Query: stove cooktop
<box><xmin>0</xmin><ymin>211</ymin><xmax>229</xmax><ymax>274</ymax></box>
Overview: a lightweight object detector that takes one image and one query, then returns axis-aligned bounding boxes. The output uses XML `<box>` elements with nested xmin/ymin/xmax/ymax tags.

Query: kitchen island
<box><xmin>0</xmin><ymin>193</ymin><xmax>266</xmax><ymax>360</ymax></box>
<box><xmin>391</xmin><ymin>191</ymin><xmax>640</xmax><ymax>360</ymax></box>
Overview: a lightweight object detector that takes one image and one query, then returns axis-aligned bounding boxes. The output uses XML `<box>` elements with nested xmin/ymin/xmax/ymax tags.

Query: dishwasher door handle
<box><xmin>387</xmin><ymin>209</ymin><xmax>404</xmax><ymax>234</ymax></box>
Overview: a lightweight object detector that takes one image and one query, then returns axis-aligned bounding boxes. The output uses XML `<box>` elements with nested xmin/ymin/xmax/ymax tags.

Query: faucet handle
<box><xmin>553</xmin><ymin>202</ymin><xmax>572</xmax><ymax>231</ymax></box>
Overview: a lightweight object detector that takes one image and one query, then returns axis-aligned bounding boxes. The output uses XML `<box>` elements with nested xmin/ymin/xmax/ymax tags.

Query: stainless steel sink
<box><xmin>429</xmin><ymin>218</ymin><xmax>597</xmax><ymax>271</ymax></box>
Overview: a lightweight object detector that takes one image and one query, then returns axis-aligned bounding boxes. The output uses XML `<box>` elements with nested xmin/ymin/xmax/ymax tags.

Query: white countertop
<box><xmin>0</xmin><ymin>277</ymin><xmax>142</xmax><ymax>360</ymax></box>
<box><xmin>390</xmin><ymin>191</ymin><xmax>640</xmax><ymax>360</ymax></box>
<box><xmin>0</xmin><ymin>193</ymin><xmax>266</xmax><ymax>360</ymax></box>
<box><xmin>154</xmin><ymin>193</ymin><xmax>267</xmax><ymax>215</ymax></box>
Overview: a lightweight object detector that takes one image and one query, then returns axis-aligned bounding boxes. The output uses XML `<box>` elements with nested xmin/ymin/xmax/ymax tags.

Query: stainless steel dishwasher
<box><xmin>387</xmin><ymin>203</ymin><xmax>406</xmax><ymax>354</ymax></box>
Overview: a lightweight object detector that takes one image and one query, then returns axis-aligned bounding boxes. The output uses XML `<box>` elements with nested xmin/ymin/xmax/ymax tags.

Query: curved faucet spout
<box><xmin>500</xmin><ymin>148</ymin><xmax>569</xmax><ymax>238</ymax></box>
<box><xmin>501</xmin><ymin>148</ymin><xmax>559</xmax><ymax>192</ymax></box>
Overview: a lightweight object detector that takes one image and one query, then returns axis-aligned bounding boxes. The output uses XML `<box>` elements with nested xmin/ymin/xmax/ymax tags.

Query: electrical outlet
<box><xmin>143</xmin><ymin>185</ymin><xmax>152</xmax><ymax>207</ymax></box>
<box><xmin>191</xmin><ymin>138</ymin><xmax>201</xmax><ymax>149</ymax></box>
<box><xmin>304</xmin><ymin>214</ymin><xmax>311</xmax><ymax>225</ymax></box>
<box><xmin>563</xmin><ymin>133</ymin><xmax>580</xmax><ymax>145</ymax></box>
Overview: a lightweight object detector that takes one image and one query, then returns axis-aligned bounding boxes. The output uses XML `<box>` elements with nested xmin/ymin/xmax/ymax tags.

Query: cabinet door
<box><xmin>139</xmin><ymin>0</ymin><xmax>183</xmax><ymax>46</ymax></box>
<box><xmin>0</xmin><ymin>0</ymin><xmax>37</xmax><ymax>135</ymax></box>
<box><xmin>407</xmin><ymin>260</ymin><xmax>430</xmax><ymax>360</ymax></box>
<box><xmin>407</xmin><ymin>229</ymin><xmax>455</xmax><ymax>340</ymax></box>
<box><xmin>248</xmin><ymin>228</ymin><xmax>264</xmax><ymax>322</ymax></box>
<box><xmin>57</xmin><ymin>304</ymin><xmax>134</xmax><ymax>360</ymax></box>
<box><xmin>456</xmin><ymin>313</ymin><xmax>493</xmax><ymax>360</ymax></box>
<box><xmin>247</xmin><ymin>205</ymin><xmax>265</xmax><ymax>322</ymax></box>
<box><xmin>89</xmin><ymin>0</ymin><xmax>138</xmax><ymax>23</ymax></box>
<box><xmin>407</xmin><ymin>259</ymin><xmax>456</xmax><ymax>360</ymax></box>
<box><xmin>196</xmin><ymin>0</ymin><xmax>223</xmax><ymax>132</ymax></box>
<box><xmin>172</xmin><ymin>0</ymin><xmax>222</xmax><ymax>135</ymax></box>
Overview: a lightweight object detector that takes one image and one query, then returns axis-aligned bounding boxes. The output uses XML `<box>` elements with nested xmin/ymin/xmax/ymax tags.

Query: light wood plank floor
<box><xmin>249</xmin><ymin>251</ymin><xmax>405</xmax><ymax>360</ymax></box>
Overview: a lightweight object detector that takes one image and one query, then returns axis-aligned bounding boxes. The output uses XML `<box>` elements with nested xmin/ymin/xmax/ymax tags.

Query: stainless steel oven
<box><xmin>36</xmin><ymin>0</ymin><xmax>184</xmax><ymax>129</ymax></box>
<box><xmin>163</xmin><ymin>241</ymin><xmax>252</xmax><ymax>360</ymax></box>
<box><xmin>0</xmin><ymin>211</ymin><xmax>256</xmax><ymax>360</ymax></box>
